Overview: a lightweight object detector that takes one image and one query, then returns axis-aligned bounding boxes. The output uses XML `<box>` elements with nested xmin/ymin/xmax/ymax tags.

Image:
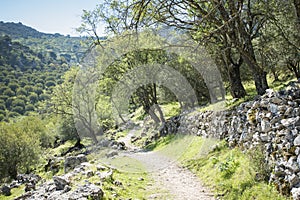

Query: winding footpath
<box><xmin>119</xmin><ymin>128</ymin><xmax>215</xmax><ymax>200</ymax></box>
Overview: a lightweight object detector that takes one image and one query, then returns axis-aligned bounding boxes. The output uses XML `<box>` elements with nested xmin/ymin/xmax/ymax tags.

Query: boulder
<box><xmin>281</xmin><ymin>117</ymin><xmax>300</xmax><ymax>128</ymax></box>
<box><xmin>1</xmin><ymin>185</ymin><xmax>11</xmax><ymax>196</ymax></box>
<box><xmin>53</xmin><ymin>176</ymin><xmax>70</xmax><ymax>190</ymax></box>
<box><xmin>106</xmin><ymin>151</ymin><xmax>118</xmax><ymax>158</ymax></box>
<box><xmin>68</xmin><ymin>183</ymin><xmax>104</xmax><ymax>200</ymax></box>
<box><xmin>291</xmin><ymin>187</ymin><xmax>300</xmax><ymax>200</ymax></box>
<box><xmin>64</xmin><ymin>154</ymin><xmax>88</xmax><ymax>173</ymax></box>
<box><xmin>295</xmin><ymin>136</ymin><xmax>300</xmax><ymax>147</ymax></box>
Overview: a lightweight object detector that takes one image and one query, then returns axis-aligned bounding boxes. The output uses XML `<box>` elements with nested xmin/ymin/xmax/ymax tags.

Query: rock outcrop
<box><xmin>64</xmin><ymin>154</ymin><xmax>88</xmax><ymax>173</ymax></box>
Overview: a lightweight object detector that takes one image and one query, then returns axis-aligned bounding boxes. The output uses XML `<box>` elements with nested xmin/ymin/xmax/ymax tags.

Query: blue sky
<box><xmin>0</xmin><ymin>0</ymin><xmax>103</xmax><ymax>36</ymax></box>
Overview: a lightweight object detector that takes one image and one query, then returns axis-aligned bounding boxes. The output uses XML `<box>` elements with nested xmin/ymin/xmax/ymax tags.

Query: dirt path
<box><xmin>128</xmin><ymin>151</ymin><xmax>215</xmax><ymax>200</ymax></box>
<box><xmin>118</xmin><ymin>128</ymin><xmax>215</xmax><ymax>200</ymax></box>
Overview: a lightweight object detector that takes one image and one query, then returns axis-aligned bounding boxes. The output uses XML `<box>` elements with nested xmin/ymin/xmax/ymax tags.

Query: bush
<box><xmin>39</xmin><ymin>93</ymin><xmax>50</xmax><ymax>101</ymax></box>
<box><xmin>45</xmin><ymin>81</ymin><xmax>56</xmax><ymax>87</ymax></box>
<box><xmin>8</xmin><ymin>111</ymin><xmax>20</xmax><ymax>118</ymax></box>
<box><xmin>0</xmin><ymin>119</ymin><xmax>41</xmax><ymax>180</ymax></box>
<box><xmin>58</xmin><ymin>116</ymin><xmax>80</xmax><ymax>142</ymax></box>
<box><xmin>0</xmin><ymin>110</ymin><xmax>6</xmax><ymax>116</ymax></box>
<box><xmin>3</xmin><ymin>88</ymin><xmax>15</xmax><ymax>97</ymax></box>
<box><xmin>11</xmin><ymin>106</ymin><xmax>24</xmax><ymax>115</ymax></box>
<box><xmin>28</xmin><ymin>93</ymin><xmax>38</xmax><ymax>103</ymax></box>
<box><xmin>12</xmin><ymin>99</ymin><xmax>25</xmax><ymax>108</ymax></box>
<box><xmin>16</xmin><ymin>88</ymin><xmax>27</xmax><ymax>96</ymax></box>
<box><xmin>0</xmin><ymin>103</ymin><xmax>6</xmax><ymax>110</ymax></box>
<box><xmin>0</xmin><ymin>114</ymin><xmax>5</xmax><ymax>121</ymax></box>
<box><xmin>25</xmin><ymin>104</ymin><xmax>35</xmax><ymax>112</ymax></box>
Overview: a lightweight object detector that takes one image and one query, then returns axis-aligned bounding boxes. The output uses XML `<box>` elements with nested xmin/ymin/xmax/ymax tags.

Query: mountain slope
<box><xmin>0</xmin><ymin>21</ymin><xmax>89</xmax><ymax>63</ymax></box>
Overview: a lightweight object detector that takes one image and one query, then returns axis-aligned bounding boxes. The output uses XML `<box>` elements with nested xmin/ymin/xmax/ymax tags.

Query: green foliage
<box><xmin>58</xmin><ymin>115</ymin><xmax>79</xmax><ymax>142</ymax></box>
<box><xmin>11</xmin><ymin>106</ymin><xmax>24</xmax><ymax>115</ymax></box>
<box><xmin>25</xmin><ymin>104</ymin><xmax>35</xmax><ymax>112</ymax></box>
<box><xmin>7</xmin><ymin>82</ymin><xmax>19</xmax><ymax>92</ymax></box>
<box><xmin>0</xmin><ymin>34</ymin><xmax>69</xmax><ymax>120</ymax></box>
<box><xmin>11</xmin><ymin>99</ymin><xmax>25</xmax><ymax>108</ymax></box>
<box><xmin>0</xmin><ymin>103</ymin><xmax>5</xmax><ymax>110</ymax></box>
<box><xmin>216</xmin><ymin>154</ymin><xmax>239</xmax><ymax>179</ymax></box>
<box><xmin>3</xmin><ymin>88</ymin><xmax>15</xmax><ymax>97</ymax></box>
<box><xmin>45</xmin><ymin>80</ymin><xmax>56</xmax><ymax>87</ymax></box>
<box><xmin>16</xmin><ymin>88</ymin><xmax>27</xmax><ymax>96</ymax></box>
<box><xmin>7</xmin><ymin>111</ymin><xmax>20</xmax><ymax>118</ymax></box>
<box><xmin>0</xmin><ymin>114</ymin><xmax>5</xmax><ymax>121</ymax></box>
<box><xmin>28</xmin><ymin>93</ymin><xmax>38</xmax><ymax>103</ymax></box>
<box><xmin>0</xmin><ymin>117</ymin><xmax>42</xmax><ymax>180</ymax></box>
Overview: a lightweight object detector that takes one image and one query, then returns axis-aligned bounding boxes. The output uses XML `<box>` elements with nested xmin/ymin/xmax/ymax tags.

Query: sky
<box><xmin>0</xmin><ymin>0</ymin><xmax>103</xmax><ymax>36</ymax></box>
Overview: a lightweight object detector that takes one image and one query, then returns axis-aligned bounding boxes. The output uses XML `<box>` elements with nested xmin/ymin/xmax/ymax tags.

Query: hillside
<box><xmin>0</xmin><ymin>34</ymin><xmax>68</xmax><ymax>121</ymax></box>
<box><xmin>0</xmin><ymin>21</ymin><xmax>53</xmax><ymax>38</ymax></box>
<box><xmin>0</xmin><ymin>21</ymin><xmax>88</xmax><ymax>63</ymax></box>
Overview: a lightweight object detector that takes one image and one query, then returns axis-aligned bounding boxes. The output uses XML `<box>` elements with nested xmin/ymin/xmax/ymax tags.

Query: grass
<box><xmin>160</xmin><ymin>102</ymin><xmax>181</xmax><ymax>119</ymax></box>
<box><xmin>101</xmin><ymin>170</ymin><xmax>151</xmax><ymax>199</ymax></box>
<box><xmin>115</xmin><ymin>129</ymin><xmax>129</xmax><ymax>140</ymax></box>
<box><xmin>0</xmin><ymin>185</ymin><xmax>25</xmax><ymax>200</ymax></box>
<box><xmin>182</xmin><ymin>140</ymin><xmax>289</xmax><ymax>200</ymax></box>
<box><xmin>147</xmin><ymin>135</ymin><xmax>289</xmax><ymax>200</ymax></box>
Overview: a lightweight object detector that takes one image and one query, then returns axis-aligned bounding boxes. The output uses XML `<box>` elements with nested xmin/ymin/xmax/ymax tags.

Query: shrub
<box><xmin>3</xmin><ymin>88</ymin><xmax>15</xmax><ymax>97</ymax></box>
<box><xmin>8</xmin><ymin>82</ymin><xmax>19</xmax><ymax>92</ymax></box>
<box><xmin>58</xmin><ymin>116</ymin><xmax>80</xmax><ymax>142</ymax></box>
<box><xmin>12</xmin><ymin>99</ymin><xmax>25</xmax><ymax>108</ymax></box>
<box><xmin>0</xmin><ymin>119</ymin><xmax>41</xmax><ymax>180</ymax></box>
<box><xmin>8</xmin><ymin>111</ymin><xmax>20</xmax><ymax>118</ymax></box>
<box><xmin>0</xmin><ymin>103</ymin><xmax>6</xmax><ymax>110</ymax></box>
<box><xmin>11</xmin><ymin>106</ymin><xmax>25</xmax><ymax>115</ymax></box>
<box><xmin>45</xmin><ymin>81</ymin><xmax>56</xmax><ymax>87</ymax></box>
<box><xmin>28</xmin><ymin>93</ymin><xmax>38</xmax><ymax>103</ymax></box>
<box><xmin>25</xmin><ymin>104</ymin><xmax>35</xmax><ymax>112</ymax></box>
<box><xmin>39</xmin><ymin>93</ymin><xmax>50</xmax><ymax>101</ymax></box>
<box><xmin>16</xmin><ymin>88</ymin><xmax>27</xmax><ymax>96</ymax></box>
<box><xmin>0</xmin><ymin>114</ymin><xmax>5</xmax><ymax>121</ymax></box>
<box><xmin>0</xmin><ymin>110</ymin><xmax>6</xmax><ymax>116</ymax></box>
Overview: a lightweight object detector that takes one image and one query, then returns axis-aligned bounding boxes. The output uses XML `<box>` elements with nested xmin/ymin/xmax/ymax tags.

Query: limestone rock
<box><xmin>291</xmin><ymin>187</ymin><xmax>300</xmax><ymax>200</ymax></box>
<box><xmin>295</xmin><ymin>136</ymin><xmax>300</xmax><ymax>146</ymax></box>
<box><xmin>53</xmin><ymin>176</ymin><xmax>70</xmax><ymax>190</ymax></box>
<box><xmin>64</xmin><ymin>154</ymin><xmax>88</xmax><ymax>173</ymax></box>
<box><xmin>1</xmin><ymin>185</ymin><xmax>11</xmax><ymax>196</ymax></box>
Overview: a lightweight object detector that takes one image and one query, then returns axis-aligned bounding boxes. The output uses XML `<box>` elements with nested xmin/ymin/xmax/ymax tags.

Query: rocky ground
<box><xmin>0</xmin><ymin>127</ymin><xmax>215</xmax><ymax>200</ymax></box>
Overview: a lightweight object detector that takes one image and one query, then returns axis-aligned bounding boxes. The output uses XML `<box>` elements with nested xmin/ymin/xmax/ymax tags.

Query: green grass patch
<box><xmin>160</xmin><ymin>102</ymin><xmax>181</xmax><ymax>119</ymax></box>
<box><xmin>100</xmin><ymin>155</ymin><xmax>147</xmax><ymax>173</ymax></box>
<box><xmin>102</xmin><ymin>169</ymin><xmax>153</xmax><ymax>199</ymax></box>
<box><xmin>144</xmin><ymin>134</ymin><xmax>177</xmax><ymax>151</ymax></box>
<box><xmin>115</xmin><ymin>129</ymin><xmax>129</xmax><ymax>140</ymax></box>
<box><xmin>0</xmin><ymin>185</ymin><xmax>25</xmax><ymax>200</ymax></box>
<box><xmin>183</xmin><ymin>140</ymin><xmax>289</xmax><ymax>200</ymax></box>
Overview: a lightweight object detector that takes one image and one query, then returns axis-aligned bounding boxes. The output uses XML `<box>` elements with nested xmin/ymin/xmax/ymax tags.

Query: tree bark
<box><xmin>228</xmin><ymin>64</ymin><xmax>246</xmax><ymax>98</ymax></box>
<box><xmin>287</xmin><ymin>61</ymin><xmax>300</xmax><ymax>79</ymax></box>
<box><xmin>222</xmin><ymin>47</ymin><xmax>246</xmax><ymax>98</ymax></box>
<box><xmin>148</xmin><ymin>107</ymin><xmax>161</xmax><ymax>124</ymax></box>
<box><xmin>293</xmin><ymin>0</ymin><xmax>300</xmax><ymax>31</ymax></box>
<box><xmin>240</xmin><ymin>46</ymin><xmax>269</xmax><ymax>95</ymax></box>
<box><xmin>9</xmin><ymin>163</ymin><xmax>18</xmax><ymax>179</ymax></box>
<box><xmin>154</xmin><ymin>104</ymin><xmax>165</xmax><ymax>123</ymax></box>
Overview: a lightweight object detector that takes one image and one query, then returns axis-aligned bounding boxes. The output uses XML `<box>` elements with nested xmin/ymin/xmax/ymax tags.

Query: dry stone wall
<box><xmin>163</xmin><ymin>81</ymin><xmax>300</xmax><ymax>198</ymax></box>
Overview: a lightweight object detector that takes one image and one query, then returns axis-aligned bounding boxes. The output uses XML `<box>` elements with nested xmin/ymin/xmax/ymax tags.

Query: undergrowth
<box><xmin>181</xmin><ymin>138</ymin><xmax>289</xmax><ymax>200</ymax></box>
